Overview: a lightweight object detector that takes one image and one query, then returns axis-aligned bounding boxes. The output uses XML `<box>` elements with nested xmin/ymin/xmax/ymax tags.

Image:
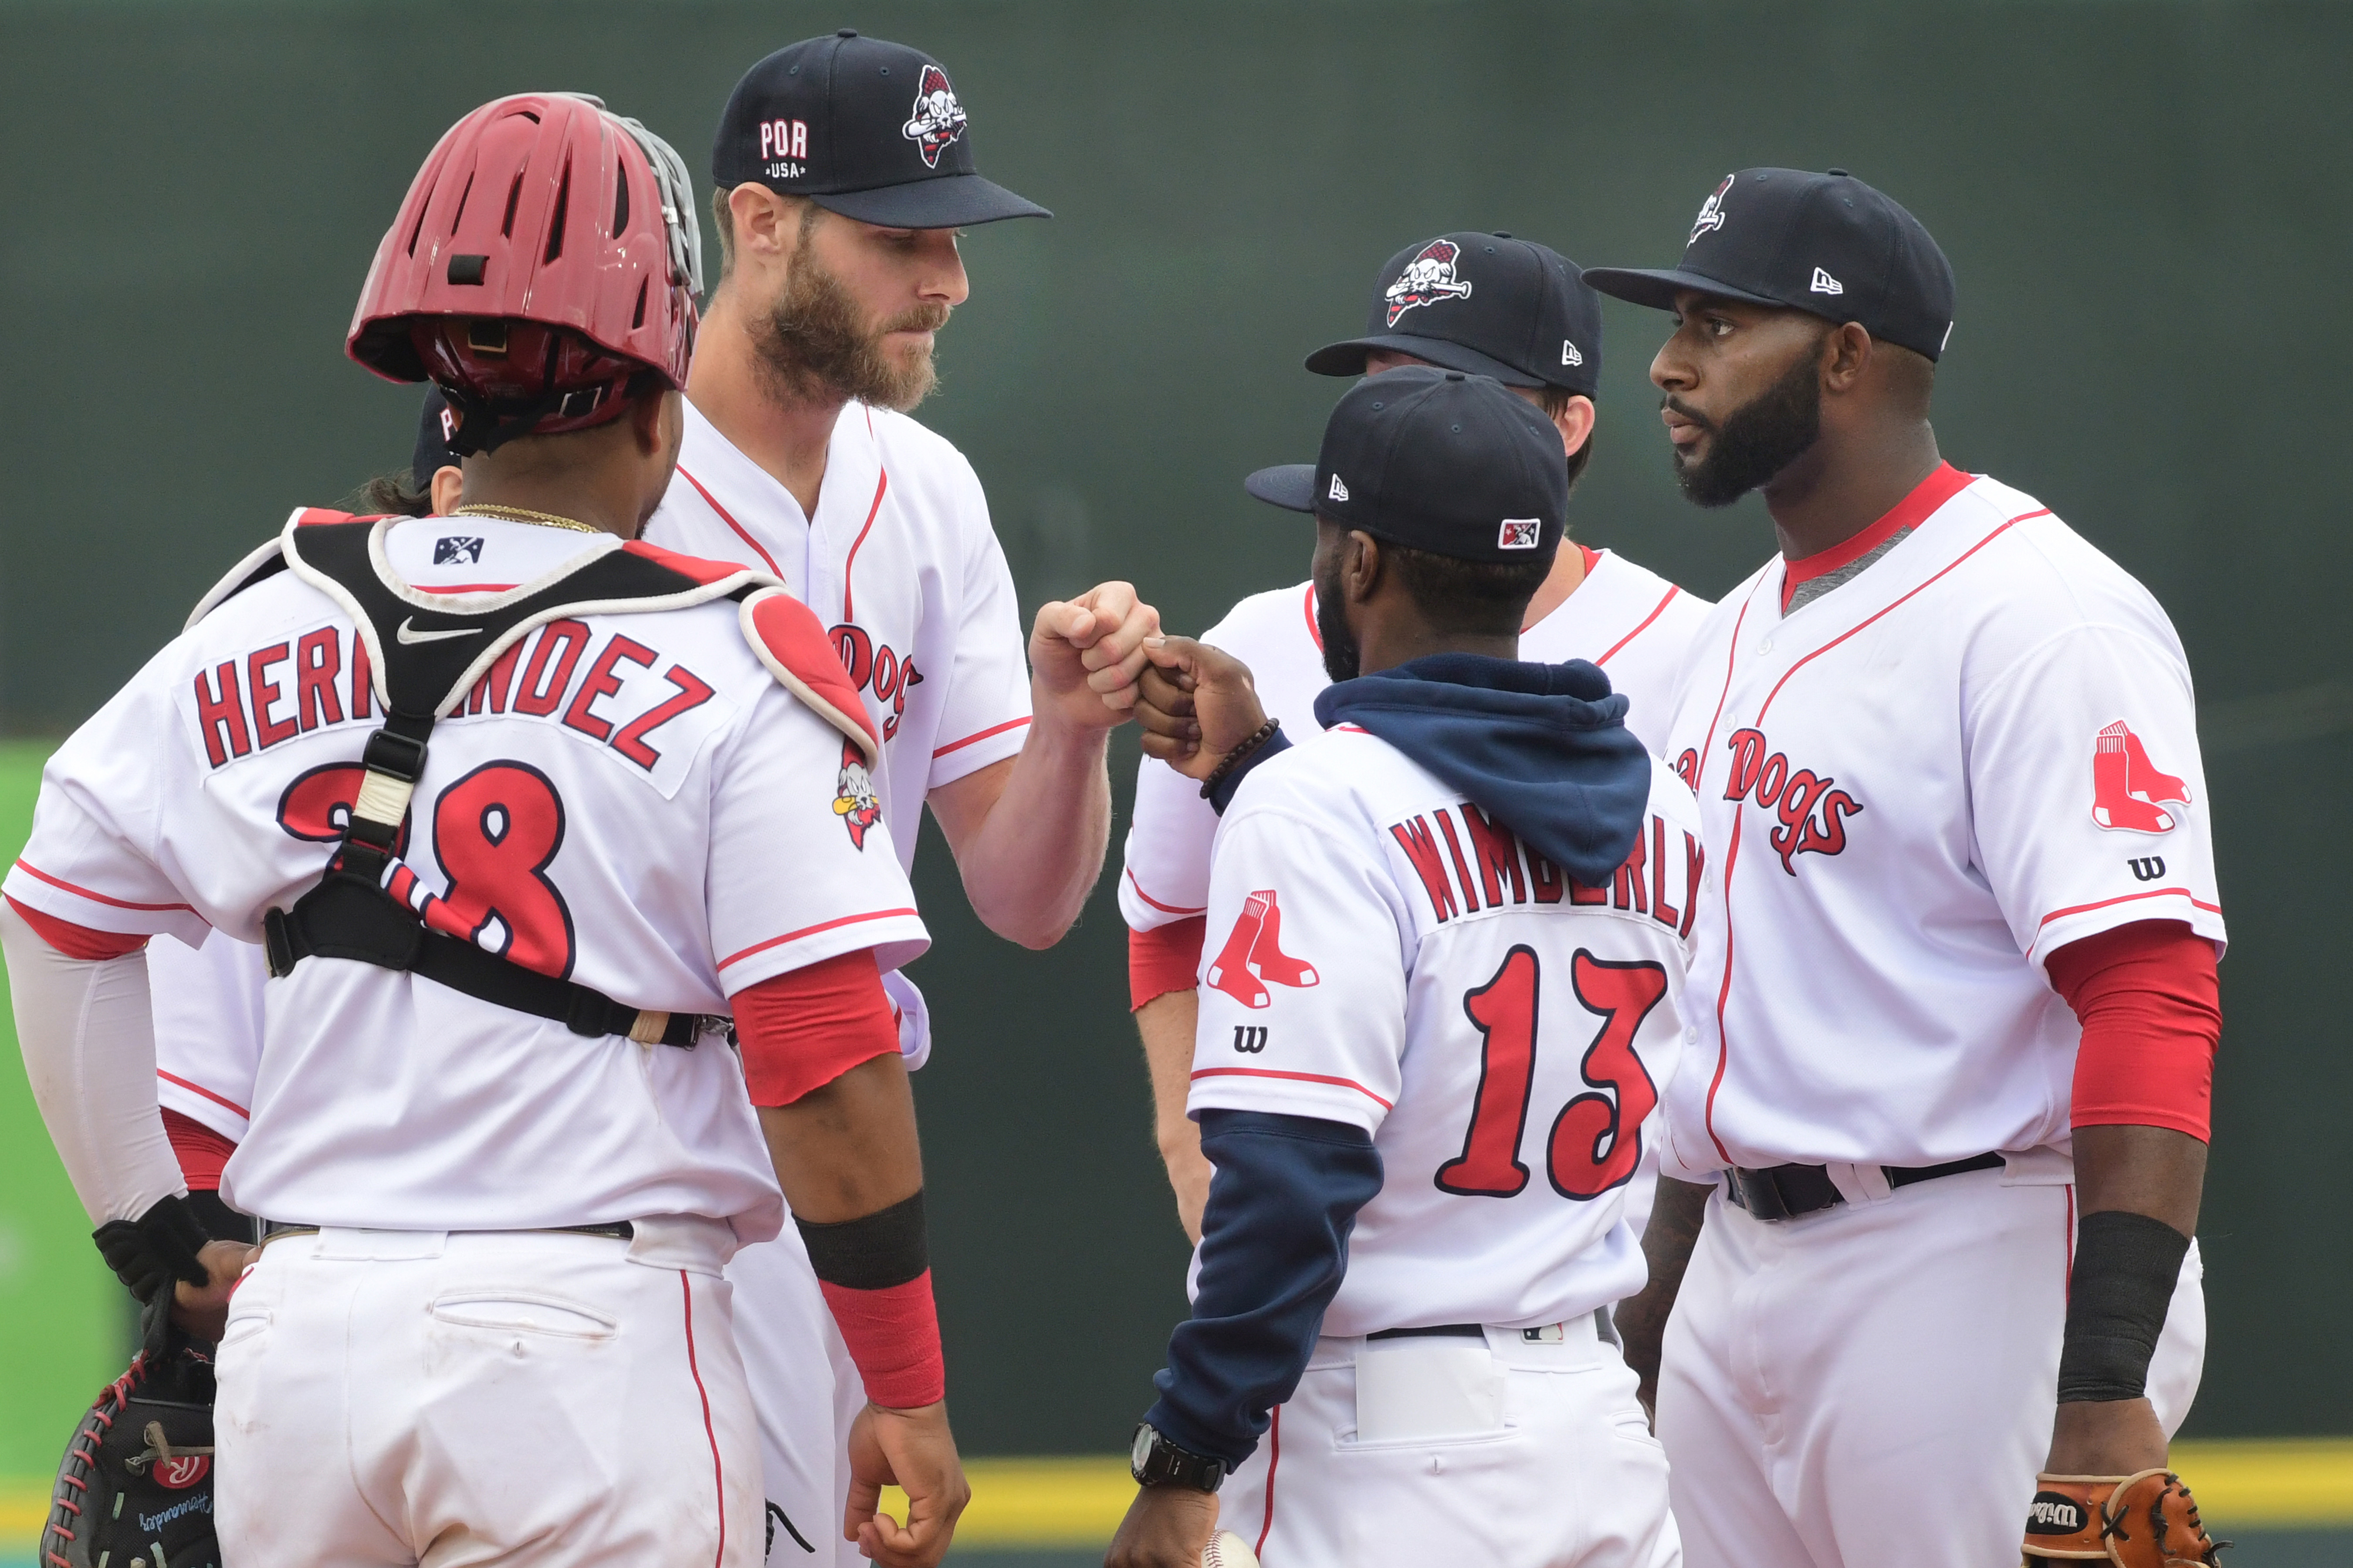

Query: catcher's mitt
<box><xmin>43</xmin><ymin>1340</ymin><xmax>221</xmax><ymax>1568</ymax></box>
<box><xmin>2022</xmin><ymin>1469</ymin><xmax>2227</xmax><ymax>1567</ymax></box>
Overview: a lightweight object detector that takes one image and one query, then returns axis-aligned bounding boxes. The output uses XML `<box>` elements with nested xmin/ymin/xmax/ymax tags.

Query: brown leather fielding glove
<box><xmin>2022</xmin><ymin>1469</ymin><xmax>2227</xmax><ymax>1566</ymax></box>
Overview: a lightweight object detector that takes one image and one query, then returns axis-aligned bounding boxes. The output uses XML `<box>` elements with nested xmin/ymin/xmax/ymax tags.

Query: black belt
<box><xmin>1722</xmin><ymin>1153</ymin><xmax>2005</xmax><ymax>1222</ymax></box>
<box><xmin>261</xmin><ymin>1220</ymin><xmax>636</xmax><ymax>1242</ymax></box>
<box><xmin>1367</xmin><ymin>1323</ymin><xmax>1486</xmax><ymax>1340</ymax></box>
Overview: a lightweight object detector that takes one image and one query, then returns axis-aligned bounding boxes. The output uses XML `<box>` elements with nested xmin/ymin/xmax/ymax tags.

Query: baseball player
<box><xmin>1122</xmin><ymin>234</ymin><xmax>1711</xmax><ymax>1244</ymax></box>
<box><xmin>1110</xmin><ymin>368</ymin><xmax>1693</xmax><ymax>1568</ymax></box>
<box><xmin>643</xmin><ymin>34</ymin><xmax>1161</xmax><ymax>1562</ymax></box>
<box><xmin>4</xmin><ymin>95</ymin><xmax>972</xmax><ymax>1567</ymax></box>
<box><xmin>1582</xmin><ymin>169</ymin><xmax>2225</xmax><ymax>1568</ymax></box>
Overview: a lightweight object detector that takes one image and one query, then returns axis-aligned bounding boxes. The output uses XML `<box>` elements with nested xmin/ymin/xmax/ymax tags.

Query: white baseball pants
<box><xmin>214</xmin><ymin>1220</ymin><xmax>762</xmax><ymax>1567</ymax></box>
<box><xmin>1656</xmin><ymin>1169</ymin><xmax>2206</xmax><ymax>1568</ymax></box>
<box><xmin>1217</xmin><ymin>1315</ymin><xmax>1681</xmax><ymax>1568</ymax></box>
<box><xmin>723</xmin><ymin>1227</ymin><xmax>871</xmax><ymax>1565</ymax></box>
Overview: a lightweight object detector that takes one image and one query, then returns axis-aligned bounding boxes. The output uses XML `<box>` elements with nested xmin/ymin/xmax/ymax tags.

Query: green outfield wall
<box><xmin>0</xmin><ymin>0</ymin><xmax>2346</xmax><ymax>1464</ymax></box>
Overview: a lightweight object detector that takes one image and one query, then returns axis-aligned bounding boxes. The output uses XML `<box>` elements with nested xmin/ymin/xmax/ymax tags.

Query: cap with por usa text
<box><xmin>1244</xmin><ymin>367</ymin><xmax>1568</xmax><ymax>565</ymax></box>
<box><xmin>712</xmin><ymin>30</ymin><xmax>1050</xmax><ymax>229</ymax></box>
<box><xmin>1584</xmin><ymin>168</ymin><xmax>1955</xmax><ymax>361</ymax></box>
<box><xmin>1305</xmin><ymin>232</ymin><xmax>1602</xmax><ymax>395</ymax></box>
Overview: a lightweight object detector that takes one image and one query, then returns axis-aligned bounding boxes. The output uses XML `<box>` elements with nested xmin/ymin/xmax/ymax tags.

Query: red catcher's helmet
<box><xmin>348</xmin><ymin>94</ymin><xmax>701</xmax><ymax>455</ymax></box>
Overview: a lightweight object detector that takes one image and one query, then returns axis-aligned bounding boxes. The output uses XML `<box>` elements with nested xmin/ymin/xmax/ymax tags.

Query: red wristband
<box><xmin>819</xmin><ymin>1271</ymin><xmax>946</xmax><ymax>1409</ymax></box>
<box><xmin>1129</xmin><ymin>917</ymin><xmax>1205</xmax><ymax>1011</ymax></box>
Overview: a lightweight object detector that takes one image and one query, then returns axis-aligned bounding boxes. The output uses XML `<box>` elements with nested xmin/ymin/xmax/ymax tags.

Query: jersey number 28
<box><xmin>1435</xmin><ymin>946</ymin><xmax>1667</xmax><ymax>1201</ymax></box>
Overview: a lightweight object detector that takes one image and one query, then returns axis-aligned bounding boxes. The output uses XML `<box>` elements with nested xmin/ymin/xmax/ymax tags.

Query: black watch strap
<box><xmin>1130</xmin><ymin>1422</ymin><xmax>1226</xmax><ymax>1492</ymax></box>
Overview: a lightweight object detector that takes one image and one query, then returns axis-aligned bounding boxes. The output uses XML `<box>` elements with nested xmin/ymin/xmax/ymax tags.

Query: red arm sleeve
<box><xmin>1129</xmin><ymin>916</ymin><xmax>1205</xmax><ymax>1012</ymax></box>
<box><xmin>731</xmin><ymin>948</ymin><xmax>901</xmax><ymax>1108</ymax></box>
<box><xmin>3</xmin><ymin>895</ymin><xmax>149</xmax><ymax>960</ymax></box>
<box><xmin>2046</xmin><ymin>919</ymin><xmax>2220</xmax><ymax>1142</ymax></box>
<box><xmin>162</xmin><ymin>1107</ymin><xmax>238</xmax><ymax>1193</ymax></box>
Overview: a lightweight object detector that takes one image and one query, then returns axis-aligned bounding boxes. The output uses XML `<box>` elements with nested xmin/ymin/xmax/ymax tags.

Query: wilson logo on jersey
<box><xmin>831</xmin><ymin>624</ymin><xmax>924</xmax><ymax>741</ymax></box>
<box><xmin>834</xmin><ymin>740</ymin><xmax>882</xmax><ymax>848</ymax></box>
<box><xmin>2091</xmin><ymin>720</ymin><xmax>2189</xmax><ymax>834</ymax></box>
<box><xmin>1720</xmin><ymin>729</ymin><xmax>1864</xmax><ymax>875</ymax></box>
<box><xmin>1383</xmin><ymin>239</ymin><xmax>1474</xmax><ymax>326</ymax></box>
<box><xmin>1390</xmin><ymin>804</ymin><xmax>1701</xmax><ymax>941</ymax></box>
<box><xmin>1206</xmin><ymin>889</ymin><xmax>1318</xmax><ymax>1010</ymax></box>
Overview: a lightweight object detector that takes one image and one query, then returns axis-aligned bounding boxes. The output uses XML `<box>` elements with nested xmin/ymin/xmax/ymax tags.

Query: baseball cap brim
<box><xmin>1243</xmin><ymin>463</ymin><xmax>1318</xmax><ymax>514</ymax></box>
<box><xmin>810</xmin><ymin>174</ymin><xmax>1050</xmax><ymax>229</ymax></box>
<box><xmin>1582</xmin><ymin>265</ymin><xmax>1783</xmax><ymax>313</ymax></box>
<box><xmin>1302</xmin><ymin>334</ymin><xmax>1544</xmax><ymax>388</ymax></box>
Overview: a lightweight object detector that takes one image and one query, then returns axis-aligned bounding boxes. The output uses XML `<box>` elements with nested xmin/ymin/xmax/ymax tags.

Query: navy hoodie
<box><xmin>1144</xmin><ymin>655</ymin><xmax>1656</xmax><ymax>1472</ymax></box>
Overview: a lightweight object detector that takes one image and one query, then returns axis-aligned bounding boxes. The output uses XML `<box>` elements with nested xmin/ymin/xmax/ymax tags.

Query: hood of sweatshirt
<box><xmin>1312</xmin><ymin>653</ymin><xmax>1651</xmax><ymax>886</ymax></box>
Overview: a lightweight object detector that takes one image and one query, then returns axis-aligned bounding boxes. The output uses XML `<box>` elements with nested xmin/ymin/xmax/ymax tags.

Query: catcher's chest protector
<box><xmin>46</xmin><ymin>1348</ymin><xmax>220</xmax><ymax>1568</ymax></box>
<box><xmin>231</xmin><ymin>516</ymin><xmax>781</xmax><ymax>1046</ymax></box>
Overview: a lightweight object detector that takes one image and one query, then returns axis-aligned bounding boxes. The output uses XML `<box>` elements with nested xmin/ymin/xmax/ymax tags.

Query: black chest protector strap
<box><xmin>258</xmin><ymin>520</ymin><xmax>767</xmax><ymax>1050</ymax></box>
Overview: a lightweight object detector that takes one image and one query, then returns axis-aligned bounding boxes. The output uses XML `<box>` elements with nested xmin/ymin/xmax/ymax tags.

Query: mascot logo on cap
<box><xmin>834</xmin><ymin>740</ymin><xmax>882</xmax><ymax>849</ymax></box>
<box><xmin>1689</xmin><ymin>174</ymin><xmax>1735</xmax><ymax>243</ymax></box>
<box><xmin>1383</xmin><ymin>239</ymin><xmax>1474</xmax><ymax>327</ymax></box>
<box><xmin>901</xmin><ymin>65</ymin><xmax>968</xmax><ymax>169</ymax></box>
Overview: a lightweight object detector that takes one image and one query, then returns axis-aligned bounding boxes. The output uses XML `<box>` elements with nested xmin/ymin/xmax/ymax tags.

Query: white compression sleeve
<box><xmin>1</xmin><ymin>902</ymin><xmax>186</xmax><ymax>1224</ymax></box>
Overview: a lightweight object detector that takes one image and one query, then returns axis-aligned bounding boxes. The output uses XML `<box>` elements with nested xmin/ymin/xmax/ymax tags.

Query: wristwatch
<box><xmin>1130</xmin><ymin>1422</ymin><xmax>1227</xmax><ymax>1492</ymax></box>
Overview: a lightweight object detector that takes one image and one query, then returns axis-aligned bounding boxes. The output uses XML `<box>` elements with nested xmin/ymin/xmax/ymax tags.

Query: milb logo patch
<box><xmin>1498</xmin><ymin>519</ymin><xmax>1541</xmax><ymax>550</ymax></box>
<box><xmin>434</xmin><ymin>537</ymin><xmax>484</xmax><ymax>566</ymax></box>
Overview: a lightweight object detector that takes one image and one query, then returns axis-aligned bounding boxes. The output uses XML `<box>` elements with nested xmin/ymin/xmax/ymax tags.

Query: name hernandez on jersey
<box><xmin>5</xmin><ymin>514</ymin><xmax>928</xmax><ymax>1236</ymax></box>
<box><xmin>1120</xmin><ymin>548</ymin><xmax>1709</xmax><ymax>939</ymax></box>
<box><xmin>1187</xmin><ymin>727</ymin><xmax>1700</xmax><ymax>1335</ymax></box>
<box><xmin>1659</xmin><ymin>468</ymin><xmax>2224</xmax><ymax>1178</ymax></box>
<box><xmin>648</xmin><ymin>399</ymin><xmax>1031</xmax><ymax>1066</ymax></box>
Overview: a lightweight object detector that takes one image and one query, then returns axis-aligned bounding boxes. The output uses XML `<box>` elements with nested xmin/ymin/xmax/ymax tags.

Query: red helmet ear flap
<box><xmin>349</xmin><ymin>95</ymin><xmax>698</xmax><ymax>439</ymax></box>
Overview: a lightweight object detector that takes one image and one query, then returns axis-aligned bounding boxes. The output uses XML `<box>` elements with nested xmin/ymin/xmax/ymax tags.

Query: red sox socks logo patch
<box><xmin>2091</xmin><ymin>720</ymin><xmax>2190</xmax><ymax>833</ymax></box>
<box><xmin>1720</xmin><ymin>728</ymin><xmax>1864</xmax><ymax>874</ymax></box>
<box><xmin>1206</xmin><ymin>889</ymin><xmax>1319</xmax><ymax>1010</ymax></box>
<box><xmin>901</xmin><ymin>65</ymin><xmax>968</xmax><ymax>169</ymax></box>
<box><xmin>1384</xmin><ymin>239</ymin><xmax>1474</xmax><ymax>326</ymax></box>
<box><xmin>833</xmin><ymin>740</ymin><xmax>881</xmax><ymax>848</ymax></box>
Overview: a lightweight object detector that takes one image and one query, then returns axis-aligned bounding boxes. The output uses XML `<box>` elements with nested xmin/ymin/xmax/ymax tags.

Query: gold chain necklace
<box><xmin>450</xmin><ymin>503</ymin><xmax>605</xmax><ymax>536</ymax></box>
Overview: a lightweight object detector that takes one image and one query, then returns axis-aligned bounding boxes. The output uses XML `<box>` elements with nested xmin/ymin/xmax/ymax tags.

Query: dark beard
<box><xmin>752</xmin><ymin>252</ymin><xmax>948</xmax><ymax>412</ymax></box>
<box><xmin>1313</xmin><ymin>566</ymin><xmax>1360</xmax><ymax>683</ymax></box>
<box><xmin>1669</xmin><ymin>349</ymin><xmax>1823</xmax><ymax>508</ymax></box>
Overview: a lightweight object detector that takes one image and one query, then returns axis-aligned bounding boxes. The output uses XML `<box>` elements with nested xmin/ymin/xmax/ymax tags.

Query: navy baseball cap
<box><xmin>1245</xmin><ymin>368</ymin><xmax>1568</xmax><ymax>564</ymax></box>
<box><xmin>712</xmin><ymin>31</ymin><xmax>1050</xmax><ymax>229</ymax></box>
<box><xmin>1306</xmin><ymin>232</ymin><xmax>1603</xmax><ymax>395</ymax></box>
<box><xmin>413</xmin><ymin>386</ymin><xmax>460</xmax><ymax>488</ymax></box>
<box><xmin>1585</xmin><ymin>169</ymin><xmax>1956</xmax><ymax>361</ymax></box>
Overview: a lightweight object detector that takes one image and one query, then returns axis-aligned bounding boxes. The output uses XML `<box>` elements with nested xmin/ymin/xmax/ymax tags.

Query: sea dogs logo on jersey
<box><xmin>1383</xmin><ymin>239</ymin><xmax>1474</xmax><ymax>327</ymax></box>
<box><xmin>2091</xmin><ymin>719</ymin><xmax>2190</xmax><ymax>833</ymax></box>
<box><xmin>1689</xmin><ymin>174</ymin><xmax>1734</xmax><ymax>243</ymax></box>
<box><xmin>833</xmin><ymin>740</ymin><xmax>882</xmax><ymax>848</ymax></box>
<box><xmin>1720</xmin><ymin>728</ymin><xmax>1864</xmax><ymax>875</ymax></box>
<box><xmin>901</xmin><ymin>65</ymin><xmax>968</xmax><ymax>169</ymax></box>
<box><xmin>1206</xmin><ymin>889</ymin><xmax>1318</xmax><ymax>1010</ymax></box>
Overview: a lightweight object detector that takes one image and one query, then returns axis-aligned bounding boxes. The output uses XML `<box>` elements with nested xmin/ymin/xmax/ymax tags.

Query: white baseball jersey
<box><xmin>1120</xmin><ymin>547</ymin><xmax>1708</xmax><ymax>936</ymax></box>
<box><xmin>647</xmin><ymin>400</ymin><xmax>1029</xmax><ymax>1067</ymax></box>
<box><xmin>150</xmin><ymin>928</ymin><xmax>267</xmax><ymax>1141</ymax></box>
<box><xmin>5</xmin><ymin>515</ymin><xmax>927</xmax><ymax>1237</ymax></box>
<box><xmin>1659</xmin><ymin>466</ymin><xmax>2225</xmax><ymax>1176</ymax></box>
<box><xmin>1187</xmin><ymin>726</ymin><xmax>1702</xmax><ymax>1334</ymax></box>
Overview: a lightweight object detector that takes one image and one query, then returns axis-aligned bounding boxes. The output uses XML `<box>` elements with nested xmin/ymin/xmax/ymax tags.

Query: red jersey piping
<box><xmin>1190</xmin><ymin>1065</ymin><xmax>1393</xmax><ymax>1111</ymax></box>
<box><xmin>933</xmin><ymin>716</ymin><xmax>1031</xmax><ymax>759</ymax></box>
<box><xmin>11</xmin><ymin>860</ymin><xmax>194</xmax><ymax>914</ymax></box>
<box><xmin>157</xmin><ymin>1071</ymin><xmax>251</xmax><ymax>1122</ymax></box>
<box><xmin>1595</xmin><ymin>584</ymin><xmax>1683</xmax><ymax>668</ymax></box>
<box><xmin>1302</xmin><ymin>583</ymin><xmax>1321</xmax><ymax>652</ymax></box>
<box><xmin>718</xmin><ymin>907</ymin><xmax>919</xmax><ymax>971</ymax></box>
<box><xmin>1779</xmin><ymin>462</ymin><xmax>1973</xmax><ymax>612</ymax></box>
<box><xmin>1124</xmin><ymin>867</ymin><xmax>1206</xmax><ymax>917</ymax></box>
<box><xmin>841</xmin><ymin>466</ymin><xmax>890</xmax><ymax>621</ymax></box>
<box><xmin>679</xmin><ymin>1272</ymin><xmax>728</xmax><ymax>1568</ymax></box>
<box><xmin>675</xmin><ymin>465</ymin><xmax>785</xmax><ymax>581</ymax></box>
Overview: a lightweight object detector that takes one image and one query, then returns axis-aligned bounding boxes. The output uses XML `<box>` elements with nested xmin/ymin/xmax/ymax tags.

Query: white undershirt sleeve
<box><xmin>2</xmin><ymin>902</ymin><xmax>186</xmax><ymax>1225</ymax></box>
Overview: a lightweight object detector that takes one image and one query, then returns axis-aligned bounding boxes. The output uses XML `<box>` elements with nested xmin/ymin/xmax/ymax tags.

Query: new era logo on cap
<box><xmin>1328</xmin><ymin>473</ymin><xmax>1350</xmax><ymax>502</ymax></box>
<box><xmin>1810</xmin><ymin>267</ymin><xmax>1844</xmax><ymax>295</ymax></box>
<box><xmin>1561</xmin><ymin>339</ymin><xmax>1584</xmax><ymax>367</ymax></box>
<box><xmin>1498</xmin><ymin>519</ymin><xmax>1542</xmax><ymax>550</ymax></box>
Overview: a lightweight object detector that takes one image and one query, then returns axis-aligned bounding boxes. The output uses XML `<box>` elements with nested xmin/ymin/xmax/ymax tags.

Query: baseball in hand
<box><xmin>1203</xmin><ymin>1530</ymin><xmax>1260</xmax><ymax>1568</ymax></box>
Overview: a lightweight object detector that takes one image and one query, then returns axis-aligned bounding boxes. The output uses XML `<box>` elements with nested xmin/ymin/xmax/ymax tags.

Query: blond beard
<box><xmin>753</xmin><ymin>249</ymin><xmax>948</xmax><ymax>413</ymax></box>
